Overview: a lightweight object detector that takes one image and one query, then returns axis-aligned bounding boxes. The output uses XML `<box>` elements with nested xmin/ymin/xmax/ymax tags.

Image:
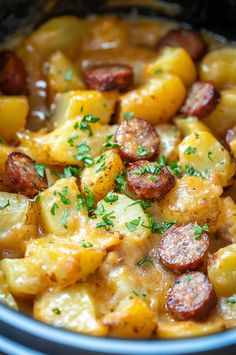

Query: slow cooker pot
<box><xmin>0</xmin><ymin>1</ymin><xmax>236</xmax><ymax>354</ymax></box>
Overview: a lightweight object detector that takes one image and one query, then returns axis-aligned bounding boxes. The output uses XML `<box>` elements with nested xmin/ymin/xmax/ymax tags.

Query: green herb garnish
<box><xmin>34</xmin><ymin>163</ymin><xmax>46</xmax><ymax>178</ymax></box>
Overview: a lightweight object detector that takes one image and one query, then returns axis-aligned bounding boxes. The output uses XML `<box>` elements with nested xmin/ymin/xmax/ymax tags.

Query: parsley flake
<box><xmin>115</xmin><ymin>172</ymin><xmax>127</xmax><ymax>192</ymax></box>
<box><xmin>96</xmin><ymin>211</ymin><xmax>115</xmax><ymax>229</ymax></box>
<box><xmin>193</xmin><ymin>223</ymin><xmax>209</xmax><ymax>239</ymax></box>
<box><xmin>67</xmin><ymin>133</ymin><xmax>79</xmax><ymax>147</ymax></box>
<box><xmin>125</xmin><ymin>217</ymin><xmax>141</xmax><ymax>232</ymax></box>
<box><xmin>52</xmin><ymin>307</ymin><xmax>61</xmax><ymax>315</ymax></box>
<box><xmin>79</xmin><ymin>240</ymin><xmax>94</xmax><ymax>248</ymax></box>
<box><xmin>152</xmin><ymin>220</ymin><xmax>176</xmax><ymax>234</ymax></box>
<box><xmin>104</xmin><ymin>191</ymin><xmax>119</xmax><ymax>203</ymax></box>
<box><xmin>62</xmin><ymin>210</ymin><xmax>69</xmax><ymax>229</ymax></box>
<box><xmin>78</xmin><ymin>114</ymin><xmax>100</xmax><ymax>137</ymax></box>
<box><xmin>226</xmin><ymin>297</ymin><xmax>236</xmax><ymax>304</ymax></box>
<box><xmin>137</xmin><ymin>255</ymin><xmax>154</xmax><ymax>267</ymax></box>
<box><xmin>34</xmin><ymin>163</ymin><xmax>46</xmax><ymax>178</ymax></box>
<box><xmin>0</xmin><ymin>200</ymin><xmax>10</xmax><ymax>210</ymax></box>
<box><xmin>74</xmin><ymin>142</ymin><xmax>94</xmax><ymax>167</ymax></box>
<box><xmin>58</xmin><ymin>186</ymin><xmax>71</xmax><ymax>205</ymax></box>
<box><xmin>65</xmin><ymin>68</ymin><xmax>72</xmax><ymax>81</ymax></box>
<box><xmin>123</xmin><ymin>112</ymin><xmax>134</xmax><ymax>119</ymax></box>
<box><xmin>50</xmin><ymin>202</ymin><xmax>59</xmax><ymax>216</ymax></box>
<box><xmin>184</xmin><ymin>146</ymin><xmax>197</xmax><ymax>155</ymax></box>
<box><xmin>208</xmin><ymin>151</ymin><xmax>213</xmax><ymax>161</ymax></box>
<box><xmin>137</xmin><ymin>145</ymin><xmax>148</xmax><ymax>157</ymax></box>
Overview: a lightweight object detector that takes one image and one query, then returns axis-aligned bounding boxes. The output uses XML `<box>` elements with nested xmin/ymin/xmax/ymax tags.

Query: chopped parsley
<box><xmin>58</xmin><ymin>186</ymin><xmax>71</xmax><ymax>205</ymax></box>
<box><xmin>52</xmin><ymin>307</ymin><xmax>61</xmax><ymax>315</ymax></box>
<box><xmin>208</xmin><ymin>151</ymin><xmax>213</xmax><ymax>161</ymax></box>
<box><xmin>84</xmin><ymin>188</ymin><xmax>95</xmax><ymax>212</ymax></box>
<box><xmin>104</xmin><ymin>191</ymin><xmax>119</xmax><ymax>203</ymax></box>
<box><xmin>226</xmin><ymin>297</ymin><xmax>236</xmax><ymax>304</ymax></box>
<box><xmin>74</xmin><ymin>142</ymin><xmax>94</xmax><ymax>167</ymax></box>
<box><xmin>95</xmin><ymin>204</ymin><xmax>105</xmax><ymax>216</ymax></box>
<box><xmin>67</xmin><ymin>132</ymin><xmax>79</xmax><ymax>147</ymax></box>
<box><xmin>137</xmin><ymin>255</ymin><xmax>154</xmax><ymax>267</ymax></box>
<box><xmin>94</xmin><ymin>153</ymin><xmax>106</xmax><ymax>173</ymax></box>
<box><xmin>123</xmin><ymin>112</ymin><xmax>134</xmax><ymax>119</ymax></box>
<box><xmin>50</xmin><ymin>202</ymin><xmax>59</xmax><ymax>216</ymax></box>
<box><xmin>0</xmin><ymin>200</ymin><xmax>10</xmax><ymax>210</ymax></box>
<box><xmin>65</xmin><ymin>68</ymin><xmax>72</xmax><ymax>81</ymax></box>
<box><xmin>195</xmin><ymin>132</ymin><xmax>200</xmax><ymax>139</ymax></box>
<box><xmin>78</xmin><ymin>114</ymin><xmax>100</xmax><ymax>137</ymax></box>
<box><xmin>184</xmin><ymin>146</ymin><xmax>197</xmax><ymax>155</ymax></box>
<box><xmin>126</xmin><ymin>199</ymin><xmax>152</xmax><ymax>210</ymax></box>
<box><xmin>62</xmin><ymin>210</ymin><xmax>69</xmax><ymax>229</ymax></box>
<box><xmin>169</xmin><ymin>161</ymin><xmax>182</xmax><ymax>178</ymax></box>
<box><xmin>125</xmin><ymin>217</ymin><xmax>141</xmax><ymax>232</ymax></box>
<box><xmin>137</xmin><ymin>145</ymin><xmax>148</xmax><ymax>157</ymax></box>
<box><xmin>115</xmin><ymin>171</ymin><xmax>127</xmax><ymax>192</ymax></box>
<box><xmin>193</xmin><ymin>223</ymin><xmax>209</xmax><ymax>239</ymax></box>
<box><xmin>184</xmin><ymin>165</ymin><xmax>203</xmax><ymax>178</ymax></box>
<box><xmin>103</xmin><ymin>134</ymin><xmax>120</xmax><ymax>149</ymax></box>
<box><xmin>79</xmin><ymin>240</ymin><xmax>94</xmax><ymax>248</ymax></box>
<box><xmin>75</xmin><ymin>194</ymin><xmax>86</xmax><ymax>211</ymax></box>
<box><xmin>34</xmin><ymin>163</ymin><xmax>46</xmax><ymax>178</ymax></box>
<box><xmin>154</xmin><ymin>68</ymin><xmax>163</xmax><ymax>74</ymax></box>
<box><xmin>96</xmin><ymin>211</ymin><xmax>115</xmax><ymax>229</ymax></box>
<box><xmin>63</xmin><ymin>165</ymin><xmax>81</xmax><ymax>178</ymax></box>
<box><xmin>184</xmin><ymin>275</ymin><xmax>191</xmax><ymax>283</ymax></box>
<box><xmin>152</xmin><ymin>220</ymin><xmax>176</xmax><ymax>234</ymax></box>
<box><xmin>33</xmin><ymin>192</ymin><xmax>42</xmax><ymax>203</ymax></box>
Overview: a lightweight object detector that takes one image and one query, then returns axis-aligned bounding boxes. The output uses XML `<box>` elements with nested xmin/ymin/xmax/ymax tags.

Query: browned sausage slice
<box><xmin>6</xmin><ymin>152</ymin><xmax>48</xmax><ymax>198</ymax></box>
<box><xmin>180</xmin><ymin>82</ymin><xmax>220</xmax><ymax>118</ymax></box>
<box><xmin>127</xmin><ymin>161</ymin><xmax>175</xmax><ymax>201</ymax></box>
<box><xmin>158</xmin><ymin>29</ymin><xmax>206</xmax><ymax>60</ymax></box>
<box><xmin>0</xmin><ymin>50</ymin><xmax>27</xmax><ymax>95</ymax></box>
<box><xmin>83</xmin><ymin>64</ymin><xmax>133</xmax><ymax>91</ymax></box>
<box><xmin>158</xmin><ymin>223</ymin><xmax>209</xmax><ymax>273</ymax></box>
<box><xmin>167</xmin><ymin>271</ymin><xmax>217</xmax><ymax>320</ymax></box>
<box><xmin>115</xmin><ymin>118</ymin><xmax>160</xmax><ymax>162</ymax></box>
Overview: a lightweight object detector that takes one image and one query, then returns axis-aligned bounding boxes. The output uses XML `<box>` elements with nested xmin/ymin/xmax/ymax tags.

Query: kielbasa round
<box><xmin>115</xmin><ymin>118</ymin><xmax>160</xmax><ymax>162</ymax></box>
<box><xmin>127</xmin><ymin>161</ymin><xmax>175</xmax><ymax>200</ymax></box>
<box><xmin>180</xmin><ymin>81</ymin><xmax>220</xmax><ymax>118</ymax></box>
<box><xmin>83</xmin><ymin>64</ymin><xmax>133</xmax><ymax>91</ymax></box>
<box><xmin>158</xmin><ymin>29</ymin><xmax>206</xmax><ymax>61</ymax></box>
<box><xmin>6</xmin><ymin>152</ymin><xmax>48</xmax><ymax>198</ymax></box>
<box><xmin>0</xmin><ymin>50</ymin><xmax>27</xmax><ymax>95</ymax></box>
<box><xmin>158</xmin><ymin>223</ymin><xmax>209</xmax><ymax>273</ymax></box>
<box><xmin>167</xmin><ymin>271</ymin><xmax>217</xmax><ymax>320</ymax></box>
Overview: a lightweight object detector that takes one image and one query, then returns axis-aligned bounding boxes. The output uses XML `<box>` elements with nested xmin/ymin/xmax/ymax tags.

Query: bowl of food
<box><xmin>0</xmin><ymin>1</ymin><xmax>236</xmax><ymax>354</ymax></box>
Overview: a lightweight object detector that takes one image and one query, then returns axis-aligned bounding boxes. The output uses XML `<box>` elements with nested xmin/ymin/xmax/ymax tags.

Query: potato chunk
<box><xmin>39</xmin><ymin>177</ymin><xmax>87</xmax><ymax>235</ymax></box>
<box><xmin>155</xmin><ymin>124</ymin><xmax>181</xmax><ymax>161</ymax></box>
<box><xmin>174</xmin><ymin>116</ymin><xmax>211</xmax><ymax>137</ymax></box>
<box><xmin>1</xmin><ymin>257</ymin><xmax>48</xmax><ymax>298</ymax></box>
<box><xmin>96</xmin><ymin>193</ymin><xmax>151</xmax><ymax>243</ymax></box>
<box><xmin>203</xmin><ymin>87</ymin><xmax>236</xmax><ymax>138</ymax></box>
<box><xmin>200</xmin><ymin>48</ymin><xmax>236</xmax><ymax>89</ymax></box>
<box><xmin>0</xmin><ymin>96</ymin><xmax>29</xmax><ymax>142</ymax></box>
<box><xmin>42</xmin><ymin>118</ymin><xmax>115</xmax><ymax>166</ymax></box>
<box><xmin>26</xmin><ymin>236</ymin><xmax>105</xmax><ymax>287</ymax></box>
<box><xmin>0</xmin><ymin>192</ymin><xmax>37</xmax><ymax>258</ymax></box>
<box><xmin>208</xmin><ymin>244</ymin><xmax>236</xmax><ymax>297</ymax></box>
<box><xmin>118</xmin><ymin>74</ymin><xmax>186</xmax><ymax>125</ymax></box>
<box><xmin>81</xmin><ymin>150</ymin><xmax>124</xmax><ymax>202</ymax></box>
<box><xmin>103</xmin><ymin>296</ymin><xmax>156</xmax><ymax>338</ymax></box>
<box><xmin>34</xmin><ymin>284</ymin><xmax>107</xmax><ymax>336</ymax></box>
<box><xmin>178</xmin><ymin>131</ymin><xmax>235</xmax><ymax>186</ymax></box>
<box><xmin>48</xmin><ymin>51</ymin><xmax>84</xmax><ymax>101</ymax></box>
<box><xmin>156</xmin><ymin>176</ymin><xmax>222</xmax><ymax>232</ymax></box>
<box><xmin>144</xmin><ymin>47</ymin><xmax>197</xmax><ymax>86</ymax></box>
<box><xmin>51</xmin><ymin>90</ymin><xmax>118</xmax><ymax>127</ymax></box>
<box><xmin>217</xmin><ymin>197</ymin><xmax>236</xmax><ymax>243</ymax></box>
<box><xmin>0</xmin><ymin>270</ymin><xmax>18</xmax><ymax>310</ymax></box>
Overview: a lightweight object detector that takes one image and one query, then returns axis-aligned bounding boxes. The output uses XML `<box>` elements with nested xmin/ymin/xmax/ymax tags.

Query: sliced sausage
<box><xmin>158</xmin><ymin>223</ymin><xmax>209</xmax><ymax>274</ymax></box>
<box><xmin>127</xmin><ymin>161</ymin><xmax>175</xmax><ymax>201</ymax></box>
<box><xmin>158</xmin><ymin>29</ymin><xmax>206</xmax><ymax>61</ymax></box>
<box><xmin>180</xmin><ymin>81</ymin><xmax>220</xmax><ymax>118</ymax></box>
<box><xmin>83</xmin><ymin>64</ymin><xmax>133</xmax><ymax>91</ymax></box>
<box><xmin>166</xmin><ymin>271</ymin><xmax>217</xmax><ymax>320</ymax></box>
<box><xmin>115</xmin><ymin>118</ymin><xmax>160</xmax><ymax>162</ymax></box>
<box><xmin>6</xmin><ymin>152</ymin><xmax>48</xmax><ymax>198</ymax></box>
<box><xmin>0</xmin><ymin>50</ymin><xmax>27</xmax><ymax>95</ymax></box>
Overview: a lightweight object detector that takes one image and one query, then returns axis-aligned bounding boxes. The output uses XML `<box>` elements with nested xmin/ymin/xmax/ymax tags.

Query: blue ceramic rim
<box><xmin>0</xmin><ymin>303</ymin><xmax>236</xmax><ymax>354</ymax></box>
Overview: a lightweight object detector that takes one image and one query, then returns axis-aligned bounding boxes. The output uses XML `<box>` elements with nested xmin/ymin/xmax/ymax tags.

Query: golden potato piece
<box><xmin>51</xmin><ymin>90</ymin><xmax>118</xmax><ymax>127</ymax></box>
<box><xmin>34</xmin><ymin>284</ymin><xmax>107</xmax><ymax>336</ymax></box>
<box><xmin>179</xmin><ymin>131</ymin><xmax>235</xmax><ymax>187</ymax></box>
<box><xmin>200</xmin><ymin>47</ymin><xmax>236</xmax><ymax>90</ymax></box>
<box><xmin>208</xmin><ymin>244</ymin><xmax>236</xmax><ymax>297</ymax></box>
<box><xmin>81</xmin><ymin>149</ymin><xmax>124</xmax><ymax>202</ymax></box>
<box><xmin>48</xmin><ymin>51</ymin><xmax>84</xmax><ymax>102</ymax></box>
<box><xmin>203</xmin><ymin>87</ymin><xmax>236</xmax><ymax>138</ymax></box>
<box><xmin>174</xmin><ymin>116</ymin><xmax>211</xmax><ymax>137</ymax></box>
<box><xmin>0</xmin><ymin>192</ymin><xmax>37</xmax><ymax>258</ymax></box>
<box><xmin>118</xmin><ymin>74</ymin><xmax>186</xmax><ymax>125</ymax></box>
<box><xmin>156</xmin><ymin>176</ymin><xmax>222</xmax><ymax>232</ymax></box>
<box><xmin>1</xmin><ymin>257</ymin><xmax>48</xmax><ymax>298</ymax></box>
<box><xmin>42</xmin><ymin>117</ymin><xmax>115</xmax><ymax>166</ymax></box>
<box><xmin>39</xmin><ymin>177</ymin><xmax>87</xmax><ymax>235</ymax></box>
<box><xmin>96</xmin><ymin>193</ymin><xmax>151</xmax><ymax>244</ymax></box>
<box><xmin>26</xmin><ymin>236</ymin><xmax>106</xmax><ymax>287</ymax></box>
<box><xmin>217</xmin><ymin>197</ymin><xmax>236</xmax><ymax>243</ymax></box>
<box><xmin>155</xmin><ymin>124</ymin><xmax>181</xmax><ymax>161</ymax></box>
<box><xmin>103</xmin><ymin>296</ymin><xmax>156</xmax><ymax>338</ymax></box>
<box><xmin>0</xmin><ymin>270</ymin><xmax>18</xmax><ymax>310</ymax></box>
<box><xmin>0</xmin><ymin>96</ymin><xmax>29</xmax><ymax>142</ymax></box>
<box><xmin>144</xmin><ymin>47</ymin><xmax>197</xmax><ymax>87</ymax></box>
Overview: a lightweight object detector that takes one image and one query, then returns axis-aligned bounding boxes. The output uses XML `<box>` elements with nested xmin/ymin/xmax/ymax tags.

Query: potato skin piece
<box><xmin>0</xmin><ymin>50</ymin><xmax>27</xmax><ymax>95</ymax></box>
<box><xmin>127</xmin><ymin>161</ymin><xmax>175</xmax><ymax>201</ymax></box>
<box><xmin>115</xmin><ymin>118</ymin><xmax>160</xmax><ymax>162</ymax></box>
<box><xmin>83</xmin><ymin>64</ymin><xmax>133</xmax><ymax>91</ymax></box>
<box><xmin>167</xmin><ymin>272</ymin><xmax>217</xmax><ymax>320</ymax></box>
<box><xmin>6</xmin><ymin>152</ymin><xmax>48</xmax><ymax>198</ymax></box>
<box><xmin>158</xmin><ymin>29</ymin><xmax>206</xmax><ymax>61</ymax></box>
<box><xmin>180</xmin><ymin>82</ymin><xmax>220</xmax><ymax>119</ymax></box>
<box><xmin>158</xmin><ymin>223</ymin><xmax>209</xmax><ymax>274</ymax></box>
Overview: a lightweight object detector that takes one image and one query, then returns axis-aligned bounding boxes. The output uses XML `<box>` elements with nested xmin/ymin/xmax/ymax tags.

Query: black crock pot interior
<box><xmin>0</xmin><ymin>1</ymin><xmax>236</xmax><ymax>354</ymax></box>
